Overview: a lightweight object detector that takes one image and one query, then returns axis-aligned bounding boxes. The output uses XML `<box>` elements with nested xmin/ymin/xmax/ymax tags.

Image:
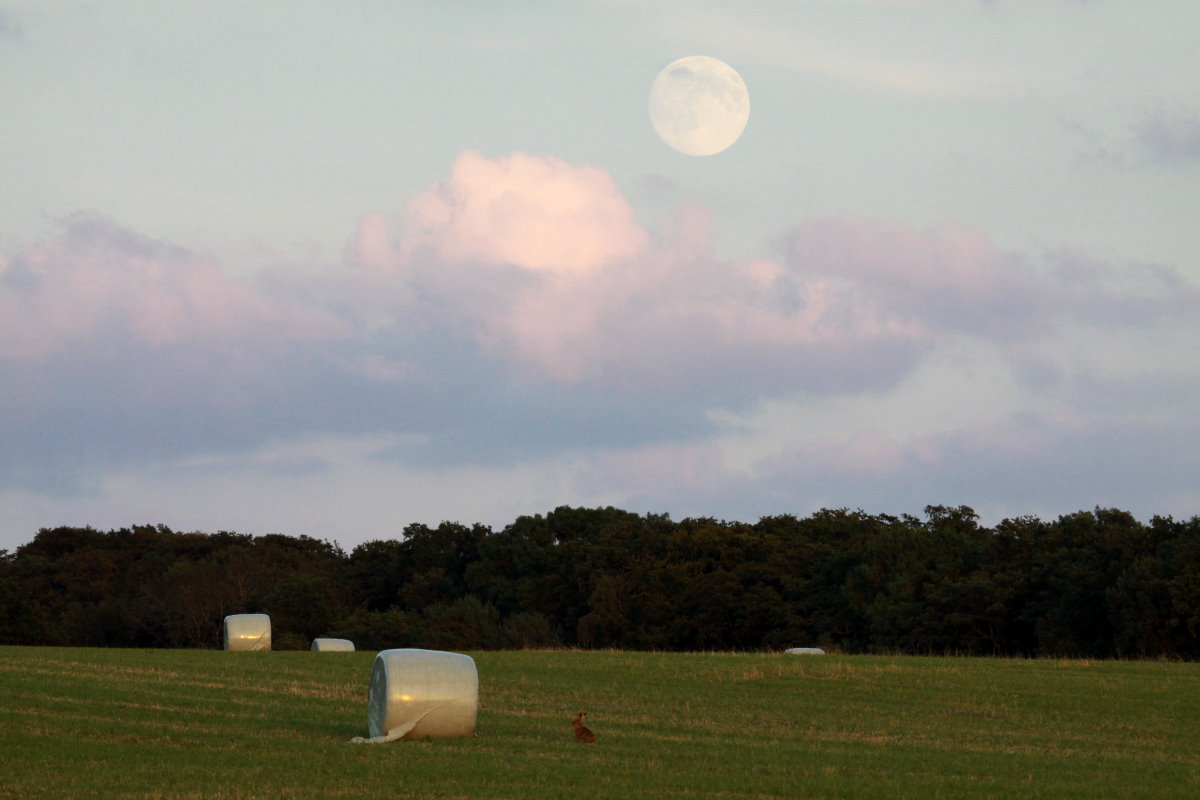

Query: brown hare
<box><xmin>572</xmin><ymin>712</ymin><xmax>596</xmax><ymax>743</ymax></box>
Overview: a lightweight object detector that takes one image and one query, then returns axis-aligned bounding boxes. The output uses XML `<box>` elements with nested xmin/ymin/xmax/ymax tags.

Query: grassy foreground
<box><xmin>0</xmin><ymin>647</ymin><xmax>1197</xmax><ymax>799</ymax></box>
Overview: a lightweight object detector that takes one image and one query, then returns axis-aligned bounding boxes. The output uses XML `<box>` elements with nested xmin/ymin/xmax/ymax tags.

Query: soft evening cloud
<box><xmin>401</xmin><ymin>150</ymin><xmax>649</xmax><ymax>274</ymax></box>
<box><xmin>754</xmin><ymin>412</ymin><xmax>1200</xmax><ymax>523</ymax></box>
<box><xmin>492</xmin><ymin>238</ymin><xmax>927</xmax><ymax>397</ymax></box>
<box><xmin>1138</xmin><ymin>113</ymin><xmax>1200</xmax><ymax>163</ymax></box>
<box><xmin>345</xmin><ymin>212</ymin><xmax>397</xmax><ymax>271</ymax></box>
<box><xmin>583</xmin><ymin>404</ymin><xmax>1200</xmax><ymax>527</ymax></box>
<box><xmin>6</xmin><ymin>155</ymin><xmax>1197</xmax><ymax>457</ymax></box>
<box><xmin>1049</xmin><ymin>249</ymin><xmax>1200</xmax><ymax>326</ymax></box>
<box><xmin>0</xmin><ymin>214</ymin><xmax>359</xmax><ymax>491</ymax></box>
<box><xmin>782</xmin><ymin>217</ymin><xmax>1054</xmax><ymax>342</ymax></box>
<box><xmin>0</xmin><ymin>212</ymin><xmax>343</xmax><ymax>359</ymax></box>
<box><xmin>1</xmin><ymin>1</ymin><xmax>1197</xmax><ymax>552</ymax></box>
<box><xmin>1</xmin><ymin>147</ymin><xmax>1198</xmax><ymax>544</ymax></box>
<box><xmin>393</xmin><ymin>157</ymin><xmax>932</xmax><ymax>398</ymax></box>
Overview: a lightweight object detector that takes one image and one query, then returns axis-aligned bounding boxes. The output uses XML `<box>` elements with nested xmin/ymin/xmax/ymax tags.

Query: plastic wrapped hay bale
<box><xmin>222</xmin><ymin>614</ymin><xmax>271</xmax><ymax>651</ymax></box>
<box><xmin>785</xmin><ymin>647</ymin><xmax>825</xmax><ymax>655</ymax></box>
<box><xmin>311</xmin><ymin>638</ymin><xmax>355</xmax><ymax>652</ymax></box>
<box><xmin>352</xmin><ymin>649</ymin><xmax>478</xmax><ymax>743</ymax></box>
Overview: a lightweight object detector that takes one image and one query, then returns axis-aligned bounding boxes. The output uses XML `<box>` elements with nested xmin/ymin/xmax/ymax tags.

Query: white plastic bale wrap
<box><xmin>353</xmin><ymin>649</ymin><xmax>478</xmax><ymax>743</ymax></box>
<box><xmin>785</xmin><ymin>647</ymin><xmax>825</xmax><ymax>655</ymax></box>
<box><xmin>311</xmin><ymin>638</ymin><xmax>355</xmax><ymax>652</ymax></box>
<box><xmin>222</xmin><ymin>614</ymin><xmax>271</xmax><ymax>651</ymax></box>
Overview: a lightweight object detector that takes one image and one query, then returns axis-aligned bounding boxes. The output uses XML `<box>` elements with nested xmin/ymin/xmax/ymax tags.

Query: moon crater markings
<box><xmin>649</xmin><ymin>56</ymin><xmax>750</xmax><ymax>156</ymax></box>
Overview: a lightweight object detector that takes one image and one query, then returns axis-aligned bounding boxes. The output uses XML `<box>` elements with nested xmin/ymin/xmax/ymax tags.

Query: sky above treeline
<box><xmin>2</xmin><ymin>1</ymin><xmax>1198</xmax><ymax>552</ymax></box>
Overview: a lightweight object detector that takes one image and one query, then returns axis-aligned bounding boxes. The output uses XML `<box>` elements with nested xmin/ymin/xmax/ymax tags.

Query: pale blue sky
<box><xmin>2</xmin><ymin>1</ymin><xmax>1198</xmax><ymax>550</ymax></box>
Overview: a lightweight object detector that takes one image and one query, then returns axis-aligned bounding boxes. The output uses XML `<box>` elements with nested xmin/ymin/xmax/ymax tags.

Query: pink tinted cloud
<box><xmin>496</xmin><ymin>250</ymin><xmax>924</xmax><ymax>391</ymax></box>
<box><xmin>405</xmin><ymin>151</ymin><xmax>1187</xmax><ymax>400</ymax></box>
<box><xmin>370</xmin><ymin>152</ymin><xmax>1161</xmax><ymax>399</ymax></box>
<box><xmin>786</xmin><ymin>217</ymin><xmax>1002</xmax><ymax>292</ymax></box>
<box><xmin>401</xmin><ymin>150</ymin><xmax>650</xmax><ymax>274</ymax></box>
<box><xmin>345</xmin><ymin>211</ymin><xmax>397</xmax><ymax>271</ymax></box>
<box><xmin>0</xmin><ymin>213</ymin><xmax>346</xmax><ymax>360</ymax></box>
<box><xmin>783</xmin><ymin>215</ymin><xmax>1054</xmax><ymax>341</ymax></box>
<box><xmin>11</xmin><ymin>152</ymin><xmax>1188</xmax><ymax>421</ymax></box>
<box><xmin>394</xmin><ymin>155</ymin><xmax>932</xmax><ymax>393</ymax></box>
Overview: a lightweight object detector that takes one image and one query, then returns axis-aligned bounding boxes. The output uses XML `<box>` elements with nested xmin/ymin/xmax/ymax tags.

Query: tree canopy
<box><xmin>2</xmin><ymin>506</ymin><xmax>1198</xmax><ymax>658</ymax></box>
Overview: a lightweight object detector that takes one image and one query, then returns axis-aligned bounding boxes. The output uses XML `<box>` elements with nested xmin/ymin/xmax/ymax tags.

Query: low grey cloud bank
<box><xmin>1139</xmin><ymin>113</ymin><xmax>1200</xmax><ymax>163</ymax></box>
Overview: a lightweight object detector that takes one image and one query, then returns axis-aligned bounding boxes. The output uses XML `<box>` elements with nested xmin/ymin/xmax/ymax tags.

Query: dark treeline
<box><xmin>2</xmin><ymin>505</ymin><xmax>1199</xmax><ymax>658</ymax></box>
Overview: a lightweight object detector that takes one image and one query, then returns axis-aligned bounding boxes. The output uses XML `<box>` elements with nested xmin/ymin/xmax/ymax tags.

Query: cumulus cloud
<box><xmin>400</xmin><ymin>150</ymin><xmax>649</xmax><ymax>274</ymax></box>
<box><xmin>781</xmin><ymin>217</ymin><xmax>1057</xmax><ymax>342</ymax></box>
<box><xmin>0</xmin><ymin>213</ymin><xmax>357</xmax><ymax>489</ymax></box>
<box><xmin>394</xmin><ymin>157</ymin><xmax>934</xmax><ymax>398</ymax></box>
<box><xmin>2</xmin><ymin>151</ymin><xmax>1197</xmax><ymax>526</ymax></box>
<box><xmin>344</xmin><ymin>211</ymin><xmax>397</xmax><ymax>271</ymax></box>
<box><xmin>335</xmin><ymin>152</ymin><xmax>1198</xmax><ymax>410</ymax></box>
<box><xmin>0</xmin><ymin>212</ymin><xmax>344</xmax><ymax>360</ymax></box>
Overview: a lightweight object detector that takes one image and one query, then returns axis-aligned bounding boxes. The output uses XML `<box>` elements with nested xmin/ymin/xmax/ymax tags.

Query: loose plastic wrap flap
<box><xmin>311</xmin><ymin>638</ymin><xmax>355</xmax><ymax>652</ymax></box>
<box><xmin>359</xmin><ymin>649</ymin><xmax>478</xmax><ymax>742</ymax></box>
<box><xmin>223</xmin><ymin>614</ymin><xmax>272</xmax><ymax>651</ymax></box>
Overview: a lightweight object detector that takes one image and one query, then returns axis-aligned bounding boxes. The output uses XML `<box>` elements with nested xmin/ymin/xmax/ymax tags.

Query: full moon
<box><xmin>648</xmin><ymin>56</ymin><xmax>750</xmax><ymax>156</ymax></box>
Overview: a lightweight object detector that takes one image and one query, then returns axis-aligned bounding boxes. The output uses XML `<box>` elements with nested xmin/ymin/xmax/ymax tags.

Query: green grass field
<box><xmin>1</xmin><ymin>646</ymin><xmax>1197</xmax><ymax>799</ymax></box>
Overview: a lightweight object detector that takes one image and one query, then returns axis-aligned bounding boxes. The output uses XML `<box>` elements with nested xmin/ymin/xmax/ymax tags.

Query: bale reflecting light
<box><xmin>352</xmin><ymin>648</ymin><xmax>478</xmax><ymax>743</ymax></box>
<box><xmin>222</xmin><ymin>614</ymin><xmax>271</xmax><ymax>651</ymax></box>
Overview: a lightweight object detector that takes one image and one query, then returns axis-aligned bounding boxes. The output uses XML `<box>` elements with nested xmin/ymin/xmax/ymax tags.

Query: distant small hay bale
<box><xmin>785</xmin><ymin>647</ymin><xmax>826</xmax><ymax>655</ymax></box>
<box><xmin>311</xmin><ymin>638</ymin><xmax>355</xmax><ymax>652</ymax></box>
<box><xmin>352</xmin><ymin>649</ymin><xmax>478</xmax><ymax>744</ymax></box>
<box><xmin>223</xmin><ymin>614</ymin><xmax>272</xmax><ymax>651</ymax></box>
